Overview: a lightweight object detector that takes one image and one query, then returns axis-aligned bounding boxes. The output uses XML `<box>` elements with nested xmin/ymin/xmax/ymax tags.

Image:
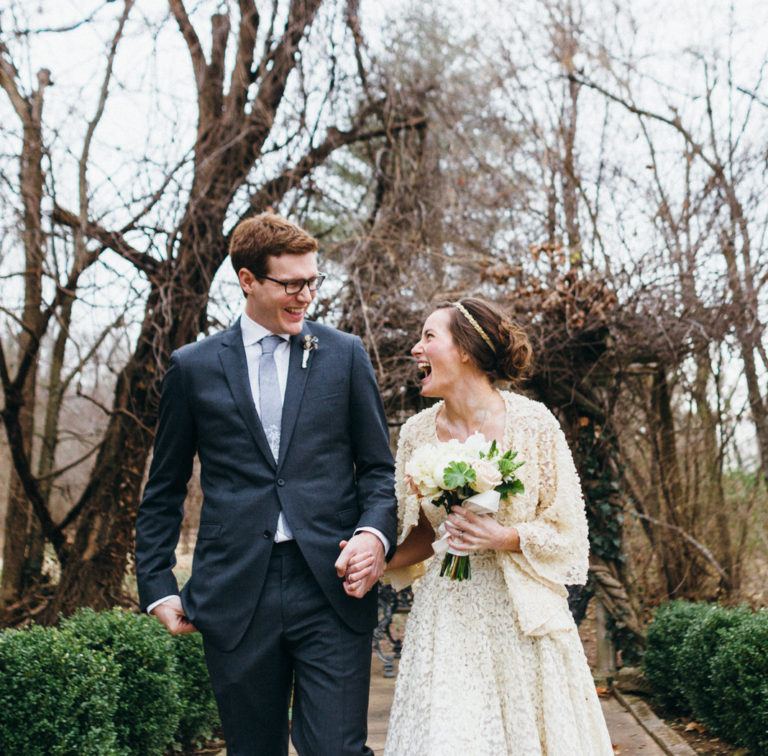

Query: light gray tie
<box><xmin>259</xmin><ymin>335</ymin><xmax>284</xmax><ymax>463</ymax></box>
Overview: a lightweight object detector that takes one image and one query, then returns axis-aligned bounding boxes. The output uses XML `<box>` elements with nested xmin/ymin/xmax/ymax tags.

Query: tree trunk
<box><xmin>38</xmin><ymin>232</ymin><xmax>219</xmax><ymax>621</ymax></box>
<box><xmin>1</xmin><ymin>77</ymin><xmax>49</xmax><ymax>606</ymax></box>
<box><xmin>692</xmin><ymin>354</ymin><xmax>734</xmax><ymax>592</ymax></box>
<box><xmin>649</xmin><ymin>365</ymin><xmax>701</xmax><ymax>596</ymax></box>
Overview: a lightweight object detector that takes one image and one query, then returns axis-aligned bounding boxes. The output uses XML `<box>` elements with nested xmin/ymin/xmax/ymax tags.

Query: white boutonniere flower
<box><xmin>302</xmin><ymin>335</ymin><xmax>319</xmax><ymax>368</ymax></box>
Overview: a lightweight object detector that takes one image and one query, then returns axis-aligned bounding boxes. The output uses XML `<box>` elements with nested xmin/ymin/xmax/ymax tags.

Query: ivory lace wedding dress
<box><xmin>384</xmin><ymin>391</ymin><xmax>613</xmax><ymax>756</ymax></box>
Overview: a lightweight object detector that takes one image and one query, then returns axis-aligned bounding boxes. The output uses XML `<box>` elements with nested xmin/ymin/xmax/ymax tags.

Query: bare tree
<box><xmin>0</xmin><ymin>0</ymin><xmax>425</xmax><ymax>623</ymax></box>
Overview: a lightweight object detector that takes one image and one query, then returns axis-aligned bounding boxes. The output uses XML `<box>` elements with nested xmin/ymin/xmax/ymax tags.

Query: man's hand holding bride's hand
<box><xmin>446</xmin><ymin>505</ymin><xmax>521</xmax><ymax>553</ymax></box>
<box><xmin>335</xmin><ymin>532</ymin><xmax>385</xmax><ymax>599</ymax></box>
<box><xmin>151</xmin><ymin>595</ymin><xmax>198</xmax><ymax>635</ymax></box>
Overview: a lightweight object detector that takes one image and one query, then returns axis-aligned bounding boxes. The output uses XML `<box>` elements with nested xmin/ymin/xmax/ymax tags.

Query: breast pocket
<box><xmin>304</xmin><ymin>388</ymin><xmax>345</xmax><ymax>403</ymax></box>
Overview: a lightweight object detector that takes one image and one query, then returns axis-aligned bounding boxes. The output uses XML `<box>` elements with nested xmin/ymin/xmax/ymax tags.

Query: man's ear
<box><xmin>238</xmin><ymin>267</ymin><xmax>256</xmax><ymax>294</ymax></box>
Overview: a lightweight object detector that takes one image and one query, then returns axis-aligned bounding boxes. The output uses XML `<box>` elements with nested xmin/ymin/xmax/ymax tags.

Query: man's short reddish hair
<box><xmin>229</xmin><ymin>212</ymin><xmax>318</xmax><ymax>279</ymax></box>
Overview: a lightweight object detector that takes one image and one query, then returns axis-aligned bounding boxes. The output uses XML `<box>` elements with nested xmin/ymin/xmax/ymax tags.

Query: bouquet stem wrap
<box><xmin>432</xmin><ymin>489</ymin><xmax>501</xmax><ymax>581</ymax></box>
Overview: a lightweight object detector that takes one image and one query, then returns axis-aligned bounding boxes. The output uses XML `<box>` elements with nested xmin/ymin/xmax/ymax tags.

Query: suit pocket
<box><xmin>336</xmin><ymin>508</ymin><xmax>359</xmax><ymax>528</ymax></box>
<box><xmin>197</xmin><ymin>522</ymin><xmax>222</xmax><ymax>540</ymax></box>
<box><xmin>304</xmin><ymin>388</ymin><xmax>345</xmax><ymax>403</ymax></box>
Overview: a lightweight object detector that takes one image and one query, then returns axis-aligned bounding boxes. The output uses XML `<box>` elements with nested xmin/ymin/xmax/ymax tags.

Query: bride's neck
<box><xmin>440</xmin><ymin>378</ymin><xmax>500</xmax><ymax>432</ymax></box>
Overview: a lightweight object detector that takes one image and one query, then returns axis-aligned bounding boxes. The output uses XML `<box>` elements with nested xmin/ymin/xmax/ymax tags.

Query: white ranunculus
<box><xmin>470</xmin><ymin>459</ymin><xmax>503</xmax><ymax>493</ymax></box>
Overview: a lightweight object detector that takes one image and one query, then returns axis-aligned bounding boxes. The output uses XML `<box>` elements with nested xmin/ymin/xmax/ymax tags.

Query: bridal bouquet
<box><xmin>405</xmin><ymin>434</ymin><xmax>524</xmax><ymax>580</ymax></box>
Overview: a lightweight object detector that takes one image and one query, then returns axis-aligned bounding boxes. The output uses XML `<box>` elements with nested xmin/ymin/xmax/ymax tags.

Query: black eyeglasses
<box><xmin>256</xmin><ymin>274</ymin><xmax>326</xmax><ymax>295</ymax></box>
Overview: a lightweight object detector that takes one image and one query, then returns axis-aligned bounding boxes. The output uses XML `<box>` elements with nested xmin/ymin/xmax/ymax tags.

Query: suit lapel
<box><xmin>278</xmin><ymin>322</ymin><xmax>313</xmax><ymax>470</ymax></box>
<box><xmin>218</xmin><ymin>319</ymin><xmax>277</xmax><ymax>470</ymax></box>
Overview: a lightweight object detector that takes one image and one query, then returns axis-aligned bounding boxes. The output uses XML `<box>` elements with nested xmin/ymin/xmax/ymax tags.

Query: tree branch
<box><xmin>569</xmin><ymin>73</ymin><xmax>719</xmax><ymax>175</ymax></box>
<box><xmin>0</xmin><ymin>343</ymin><xmax>67</xmax><ymax>558</ymax></box>
<box><xmin>238</xmin><ymin>114</ymin><xmax>427</xmax><ymax>221</ymax></box>
<box><xmin>225</xmin><ymin>0</ymin><xmax>260</xmax><ymax>121</ymax></box>
<box><xmin>168</xmin><ymin>0</ymin><xmax>207</xmax><ymax>93</ymax></box>
<box><xmin>79</xmin><ymin>1</ymin><xmax>134</xmax><ymax>230</ymax></box>
<box><xmin>737</xmin><ymin>85</ymin><xmax>768</xmax><ymax>109</ymax></box>
<box><xmin>250</xmin><ymin>0</ymin><xmax>324</xmax><ymax>132</ymax></box>
<box><xmin>0</xmin><ymin>41</ymin><xmax>30</xmax><ymax>122</ymax></box>
<box><xmin>52</xmin><ymin>205</ymin><xmax>161</xmax><ymax>279</ymax></box>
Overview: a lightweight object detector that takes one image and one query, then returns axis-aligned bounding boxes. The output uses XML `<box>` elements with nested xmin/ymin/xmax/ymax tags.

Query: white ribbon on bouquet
<box><xmin>432</xmin><ymin>489</ymin><xmax>501</xmax><ymax>556</ymax></box>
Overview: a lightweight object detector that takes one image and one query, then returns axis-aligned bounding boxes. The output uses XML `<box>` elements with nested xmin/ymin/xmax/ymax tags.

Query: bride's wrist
<box><xmin>499</xmin><ymin>526</ymin><xmax>520</xmax><ymax>552</ymax></box>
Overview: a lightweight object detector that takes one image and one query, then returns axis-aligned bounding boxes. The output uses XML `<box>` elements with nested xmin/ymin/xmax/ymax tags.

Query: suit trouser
<box><xmin>202</xmin><ymin>540</ymin><xmax>374</xmax><ymax>756</ymax></box>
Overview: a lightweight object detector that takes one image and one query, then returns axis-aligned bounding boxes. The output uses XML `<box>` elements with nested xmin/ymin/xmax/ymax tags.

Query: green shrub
<box><xmin>708</xmin><ymin>610</ymin><xmax>768</xmax><ymax>753</ymax></box>
<box><xmin>171</xmin><ymin>632</ymin><xmax>220</xmax><ymax>748</ymax></box>
<box><xmin>678</xmin><ymin>604</ymin><xmax>752</xmax><ymax>733</ymax></box>
<box><xmin>61</xmin><ymin>608</ymin><xmax>182</xmax><ymax>755</ymax></box>
<box><xmin>643</xmin><ymin>600</ymin><xmax>710</xmax><ymax>714</ymax></box>
<box><xmin>0</xmin><ymin>625</ymin><xmax>121</xmax><ymax>755</ymax></box>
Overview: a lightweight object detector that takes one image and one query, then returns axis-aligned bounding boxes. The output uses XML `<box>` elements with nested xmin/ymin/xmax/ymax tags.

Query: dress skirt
<box><xmin>384</xmin><ymin>552</ymin><xmax>614</xmax><ymax>756</ymax></box>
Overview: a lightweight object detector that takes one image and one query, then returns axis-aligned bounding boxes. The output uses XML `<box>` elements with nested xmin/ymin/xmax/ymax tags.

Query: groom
<box><xmin>135</xmin><ymin>213</ymin><xmax>398</xmax><ymax>756</ymax></box>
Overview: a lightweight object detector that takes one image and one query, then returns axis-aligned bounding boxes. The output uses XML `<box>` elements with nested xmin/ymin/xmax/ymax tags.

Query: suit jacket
<box><xmin>135</xmin><ymin>318</ymin><xmax>398</xmax><ymax>651</ymax></box>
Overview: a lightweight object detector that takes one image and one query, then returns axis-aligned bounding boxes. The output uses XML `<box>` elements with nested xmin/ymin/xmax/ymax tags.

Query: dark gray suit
<box><xmin>135</xmin><ymin>318</ymin><xmax>398</xmax><ymax>755</ymax></box>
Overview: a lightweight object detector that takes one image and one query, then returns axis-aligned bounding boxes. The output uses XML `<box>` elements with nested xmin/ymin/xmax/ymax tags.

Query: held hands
<box><xmin>445</xmin><ymin>505</ymin><xmax>521</xmax><ymax>553</ymax></box>
<box><xmin>150</xmin><ymin>595</ymin><xmax>198</xmax><ymax>635</ymax></box>
<box><xmin>335</xmin><ymin>531</ymin><xmax>385</xmax><ymax>599</ymax></box>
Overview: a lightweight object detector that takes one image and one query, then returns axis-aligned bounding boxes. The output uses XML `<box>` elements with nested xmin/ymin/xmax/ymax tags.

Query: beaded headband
<box><xmin>452</xmin><ymin>301</ymin><xmax>495</xmax><ymax>353</ymax></box>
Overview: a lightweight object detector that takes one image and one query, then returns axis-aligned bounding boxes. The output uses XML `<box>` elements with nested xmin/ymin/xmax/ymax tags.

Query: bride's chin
<box><xmin>419</xmin><ymin>380</ymin><xmax>440</xmax><ymax>398</ymax></box>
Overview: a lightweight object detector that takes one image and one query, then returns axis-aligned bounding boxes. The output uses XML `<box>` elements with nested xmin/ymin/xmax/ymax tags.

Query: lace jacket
<box><xmin>390</xmin><ymin>390</ymin><xmax>589</xmax><ymax>636</ymax></box>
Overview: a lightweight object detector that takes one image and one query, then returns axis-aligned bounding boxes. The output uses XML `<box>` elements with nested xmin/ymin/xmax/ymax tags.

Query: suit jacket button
<box><xmin>263</xmin><ymin>530</ymin><xmax>272</xmax><ymax>539</ymax></box>
<box><xmin>277</xmin><ymin>479</ymin><xmax>285</xmax><ymax>487</ymax></box>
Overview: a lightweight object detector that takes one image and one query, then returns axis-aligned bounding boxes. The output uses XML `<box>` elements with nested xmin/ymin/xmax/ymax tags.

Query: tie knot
<box><xmin>260</xmin><ymin>334</ymin><xmax>284</xmax><ymax>355</ymax></box>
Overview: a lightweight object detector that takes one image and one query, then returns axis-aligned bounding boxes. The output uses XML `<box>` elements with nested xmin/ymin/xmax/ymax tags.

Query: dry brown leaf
<box><xmin>684</xmin><ymin>721</ymin><xmax>707</xmax><ymax>733</ymax></box>
<box><xmin>595</xmin><ymin>686</ymin><xmax>611</xmax><ymax>697</ymax></box>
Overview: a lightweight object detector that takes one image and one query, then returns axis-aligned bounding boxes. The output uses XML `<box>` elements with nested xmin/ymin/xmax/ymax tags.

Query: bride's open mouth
<box><xmin>416</xmin><ymin>360</ymin><xmax>432</xmax><ymax>384</ymax></box>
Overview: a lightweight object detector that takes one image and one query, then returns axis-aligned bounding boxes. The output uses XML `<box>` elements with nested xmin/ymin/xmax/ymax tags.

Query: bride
<box><xmin>370</xmin><ymin>298</ymin><xmax>612</xmax><ymax>755</ymax></box>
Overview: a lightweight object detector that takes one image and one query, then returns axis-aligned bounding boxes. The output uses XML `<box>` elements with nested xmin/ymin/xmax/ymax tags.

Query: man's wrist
<box><xmin>354</xmin><ymin>526</ymin><xmax>389</xmax><ymax>554</ymax></box>
<box><xmin>147</xmin><ymin>595</ymin><xmax>178</xmax><ymax>615</ymax></box>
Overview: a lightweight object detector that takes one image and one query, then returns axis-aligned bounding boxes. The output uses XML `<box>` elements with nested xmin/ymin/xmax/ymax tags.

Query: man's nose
<box><xmin>296</xmin><ymin>285</ymin><xmax>313</xmax><ymax>303</ymax></box>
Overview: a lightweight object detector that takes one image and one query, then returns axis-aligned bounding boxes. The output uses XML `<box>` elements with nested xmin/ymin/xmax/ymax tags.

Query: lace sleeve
<box><xmin>395</xmin><ymin>423</ymin><xmax>420</xmax><ymax>544</ymax></box>
<box><xmin>513</xmin><ymin>421</ymin><xmax>589</xmax><ymax>586</ymax></box>
<box><xmin>382</xmin><ymin>419</ymin><xmax>428</xmax><ymax>591</ymax></box>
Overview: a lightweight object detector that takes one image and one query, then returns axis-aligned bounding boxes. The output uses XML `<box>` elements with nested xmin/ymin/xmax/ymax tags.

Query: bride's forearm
<box><xmin>387</xmin><ymin>513</ymin><xmax>434</xmax><ymax>570</ymax></box>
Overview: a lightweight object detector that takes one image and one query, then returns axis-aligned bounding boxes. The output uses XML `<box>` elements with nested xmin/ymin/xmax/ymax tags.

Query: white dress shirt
<box><xmin>241</xmin><ymin>312</ymin><xmax>294</xmax><ymax>541</ymax></box>
<box><xmin>147</xmin><ymin>311</ymin><xmax>389</xmax><ymax>614</ymax></box>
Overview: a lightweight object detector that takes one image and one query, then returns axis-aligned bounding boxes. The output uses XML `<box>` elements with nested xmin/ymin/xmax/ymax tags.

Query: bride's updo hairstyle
<box><xmin>437</xmin><ymin>297</ymin><xmax>532</xmax><ymax>384</ymax></box>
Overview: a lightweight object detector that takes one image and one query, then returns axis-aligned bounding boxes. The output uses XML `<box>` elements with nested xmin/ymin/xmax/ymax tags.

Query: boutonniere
<box><xmin>302</xmin><ymin>335</ymin><xmax>319</xmax><ymax>368</ymax></box>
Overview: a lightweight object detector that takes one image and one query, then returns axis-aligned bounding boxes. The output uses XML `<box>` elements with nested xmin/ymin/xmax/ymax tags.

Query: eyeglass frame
<box><xmin>254</xmin><ymin>273</ymin><xmax>326</xmax><ymax>295</ymax></box>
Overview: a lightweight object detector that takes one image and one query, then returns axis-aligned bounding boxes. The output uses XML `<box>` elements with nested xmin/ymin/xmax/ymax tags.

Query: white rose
<box><xmin>406</xmin><ymin>444</ymin><xmax>441</xmax><ymax>497</ymax></box>
<box><xmin>432</xmin><ymin>449</ymin><xmax>456</xmax><ymax>488</ymax></box>
<box><xmin>470</xmin><ymin>458</ymin><xmax>503</xmax><ymax>493</ymax></box>
<box><xmin>463</xmin><ymin>432</ymin><xmax>491</xmax><ymax>458</ymax></box>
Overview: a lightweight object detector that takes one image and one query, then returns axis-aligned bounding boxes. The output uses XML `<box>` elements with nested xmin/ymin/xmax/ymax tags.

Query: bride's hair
<box><xmin>436</xmin><ymin>297</ymin><xmax>532</xmax><ymax>384</ymax></box>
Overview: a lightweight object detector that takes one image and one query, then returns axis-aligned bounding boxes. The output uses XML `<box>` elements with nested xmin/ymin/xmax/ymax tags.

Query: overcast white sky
<box><xmin>0</xmin><ymin>1</ymin><xmax>765</xmax><ymax>464</ymax></box>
